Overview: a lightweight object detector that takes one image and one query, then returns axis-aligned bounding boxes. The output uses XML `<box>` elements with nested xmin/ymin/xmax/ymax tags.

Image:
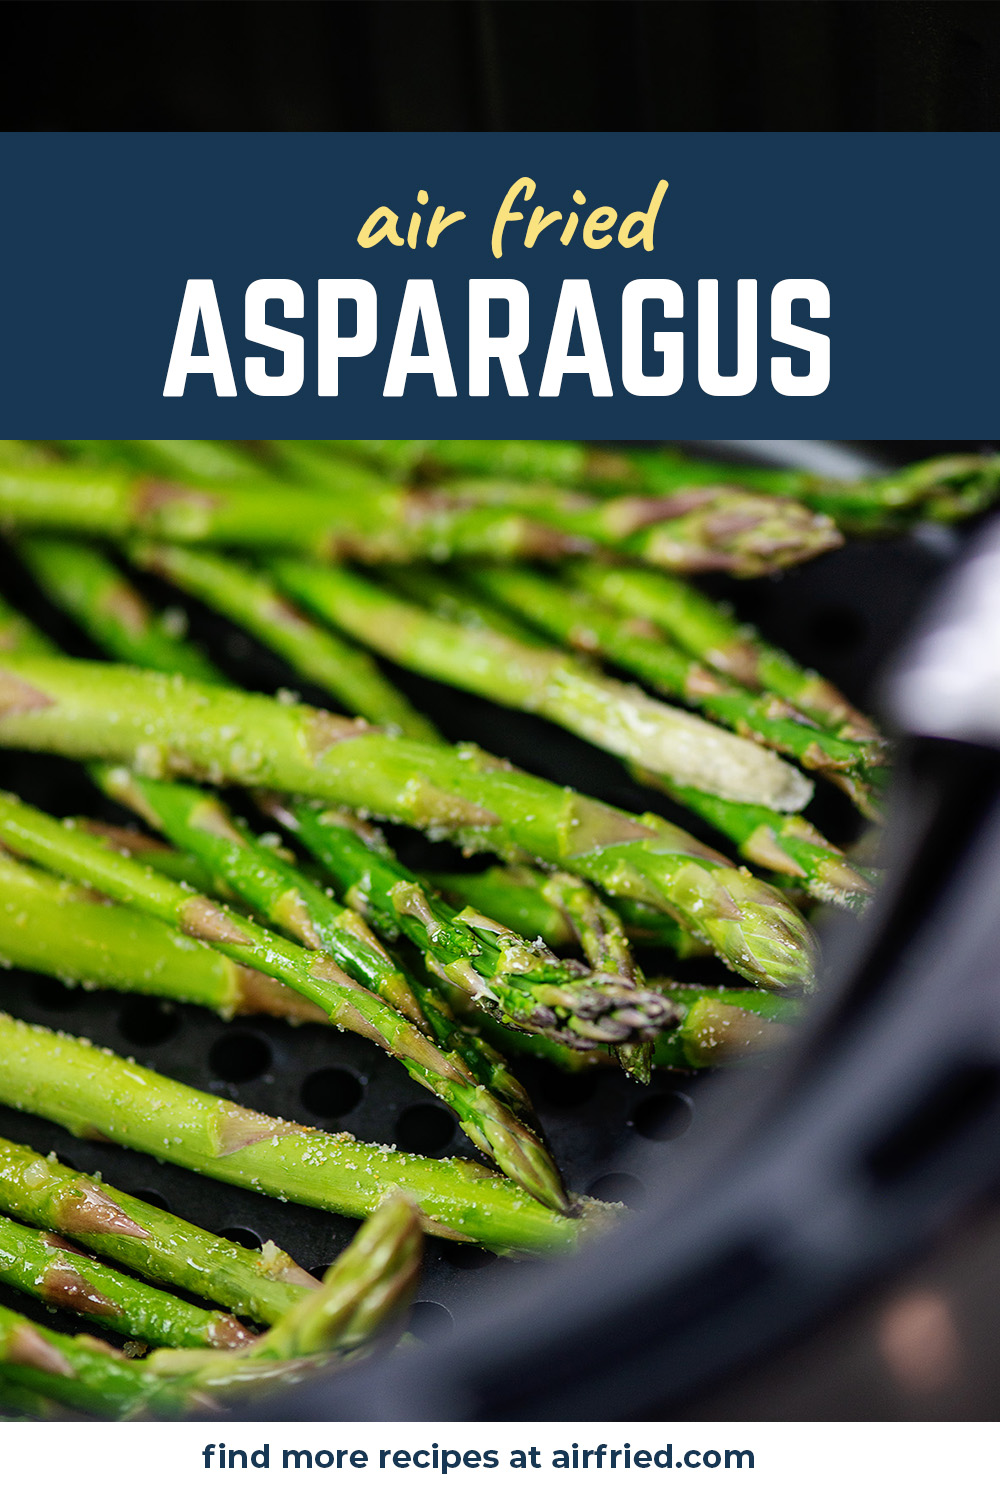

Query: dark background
<box><xmin>6</xmin><ymin>1</ymin><xmax>999</xmax><ymax>132</ymax></box>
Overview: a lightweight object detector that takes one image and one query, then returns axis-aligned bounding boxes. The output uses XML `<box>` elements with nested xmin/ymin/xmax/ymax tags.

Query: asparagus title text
<box><xmin>162</xmin><ymin>176</ymin><xmax>830</xmax><ymax>401</ymax></box>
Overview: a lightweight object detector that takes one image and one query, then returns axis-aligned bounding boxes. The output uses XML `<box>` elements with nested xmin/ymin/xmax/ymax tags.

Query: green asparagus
<box><xmin>571</xmin><ymin>560</ymin><xmax>881</xmax><ymax>743</ymax></box>
<box><xmin>347</xmin><ymin>567</ymin><xmax>868</xmax><ymax>905</ymax></box>
<box><xmin>426</xmin><ymin>863</ymin><xmax>711</xmax><ymax>958</ymax></box>
<box><xmin>125</xmin><ymin>540</ymin><xmax>441</xmax><ymax>739</ymax></box>
<box><xmin>0</xmin><ymin>788</ymin><xmax>570</xmax><ymax>1210</ymax></box>
<box><xmin>471</xmin><ymin>566</ymin><xmax>886</xmax><ymax>776</ymax></box>
<box><xmin>16</xmin><ymin>536</ymin><xmax>223</xmax><ymax>680</ymax></box>
<box><xmin>0</xmin><ymin>1137</ymin><xmax>316</xmax><ymax>1326</ymax></box>
<box><xmin>464</xmin><ymin>982</ymin><xmax>797</xmax><ymax>1073</ymax></box>
<box><xmin>321</xmin><ymin>439</ymin><xmax>1000</xmax><ymax>532</ymax></box>
<box><xmin>0</xmin><ymin>1196</ymin><xmax>422</xmax><ymax>1418</ymax></box>
<box><xmin>0</xmin><ymin>453</ymin><xmax>582</xmax><ymax>562</ymax></box>
<box><xmin>272</xmin><ymin>560</ymin><xmax>812</xmax><ymax>812</ymax></box>
<box><xmin>0</xmin><ymin>849</ymin><xmax>320</xmax><ymax>1023</ymax></box>
<box><xmin>0</xmin><ymin>654</ymin><xmax>816</xmax><ymax>987</ymax></box>
<box><xmin>0</xmin><ymin>1211</ymin><xmax>253</xmax><ymax>1350</ymax></box>
<box><xmin>0</xmin><ymin>1012</ymin><xmax>607</xmax><ymax>1253</ymax></box>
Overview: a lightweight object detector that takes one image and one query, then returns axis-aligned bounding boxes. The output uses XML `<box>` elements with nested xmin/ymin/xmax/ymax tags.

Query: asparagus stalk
<box><xmin>318</xmin><ymin>439</ymin><xmax>655</xmax><ymax>488</ymax></box>
<box><xmin>471</xmin><ymin>566</ymin><xmax>886</xmax><ymax>776</ymax></box>
<box><xmin>262</xmin><ymin>797</ymin><xmax>685</xmax><ymax>1052</ymax></box>
<box><xmin>571</xmin><ymin>560</ymin><xmax>881</xmax><ymax>742</ymax></box>
<box><xmin>8</xmin><ymin>555</ymin><xmax>606</xmax><ymax>1109</ymax></box>
<box><xmin>0</xmin><ymin>850</ymin><xmax>321</xmax><ymax>1023</ymax></box>
<box><xmin>124</xmin><ymin>541</ymin><xmax>441</xmax><ymax>740</ymax></box>
<box><xmin>0</xmin><ymin>1196</ymin><xmax>422</xmax><ymax>1418</ymax></box>
<box><xmin>79</xmin><ymin>817</ymin><xmax>537</xmax><ymax>1123</ymax></box>
<box><xmin>426</xmin><ymin>864</ymin><xmax>711</xmax><ymax>958</ymax></box>
<box><xmin>0</xmin><ymin>598</ymin><xmax>53</xmax><ymax>657</ymax></box>
<box><xmin>0</xmin><ymin>654</ymin><xmax>816</xmax><ymax>987</ymax></box>
<box><xmin>322</xmin><ymin>439</ymin><xmax>1000</xmax><ymax>531</ymax></box>
<box><xmin>366</xmin><ymin>568</ymin><xmax>869</xmax><ymax>906</ymax></box>
<box><xmin>0</xmin><ymin>1013</ymin><xmax>606</xmax><ymax>1254</ymax></box>
<box><xmin>0</xmin><ymin>1376</ymin><xmax>73</xmax><ymax>1420</ymax></box>
<box><xmin>235</xmin><ymin>1193</ymin><xmax>421</xmax><ymax>1362</ymax></box>
<box><xmin>0</xmin><ymin>1137</ymin><xmax>316</xmax><ymax>1326</ymax></box>
<box><xmin>0</xmin><ymin>1211</ymin><xmax>253</xmax><ymax>1350</ymax></box>
<box><xmin>463</xmin><ymin>983</ymin><xmax>797</xmax><ymax>1073</ymax></box>
<box><xmin>16</xmin><ymin>536</ymin><xmax>223</xmax><ymax>680</ymax></box>
<box><xmin>146</xmin><ymin>1194</ymin><xmax>421</xmax><ymax>1393</ymax></box>
<box><xmin>0</xmin><ymin>790</ymin><xmax>570</xmax><ymax>1211</ymax></box>
<box><xmin>0</xmin><ymin>1303</ymin><xmax>193</xmax><ymax>1418</ymax></box>
<box><xmin>90</xmin><ymin>769</ymin><xmax>540</xmax><ymax>1111</ymax></box>
<box><xmin>271</xmin><ymin>559</ymin><xmax>812</xmax><ymax>814</ymax></box>
<box><xmin>449</xmin><ymin>477</ymin><xmax>840</xmax><ymax>575</ymax></box>
<box><xmin>13</xmin><ymin>534</ymin><xmax>803</xmax><ymax>978</ymax></box>
<box><xmin>57</xmin><ymin>438</ymin><xmax>268</xmax><ymax>486</ymax></box>
<box><xmin>0</xmin><ymin>453</ymin><xmax>582</xmax><ymax>563</ymax></box>
<box><xmin>273</xmin><ymin>443</ymin><xmax>840</xmax><ymax>577</ymax></box>
<box><xmin>632</xmin><ymin>771</ymin><xmax>871</xmax><ymax>909</ymax></box>
<box><xmin>115</xmin><ymin>543</ymin><xmax>699</xmax><ymax>969</ymax></box>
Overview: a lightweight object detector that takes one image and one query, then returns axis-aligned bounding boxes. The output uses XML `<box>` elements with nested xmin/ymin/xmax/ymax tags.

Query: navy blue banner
<box><xmin>1</xmin><ymin>131</ymin><xmax>995</xmax><ymax>436</ymax></box>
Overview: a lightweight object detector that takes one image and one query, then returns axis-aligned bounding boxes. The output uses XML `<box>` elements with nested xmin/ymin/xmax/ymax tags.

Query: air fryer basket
<box><xmin>1</xmin><ymin>438</ymin><xmax>994</xmax><ymax>1419</ymax></box>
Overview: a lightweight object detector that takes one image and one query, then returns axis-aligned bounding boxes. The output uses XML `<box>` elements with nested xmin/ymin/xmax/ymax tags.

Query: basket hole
<box><xmin>535</xmin><ymin>1069</ymin><xmax>599</xmax><ymax>1109</ymax></box>
<box><xmin>309</xmin><ymin>1264</ymin><xmax>332</xmax><ymax>1281</ymax></box>
<box><xmin>866</xmin><ymin>1063</ymin><xmax>1000</xmax><ymax>1186</ymax></box>
<box><xmin>209</xmin><ymin>1032</ymin><xmax>271</xmax><ymax>1084</ymax></box>
<box><xmin>221</xmin><ymin>1226</ymin><xmax>263</xmax><ymax>1251</ymax></box>
<box><xmin>632</xmin><ymin>1091</ymin><xmax>694</xmax><ymax>1142</ymax></box>
<box><xmin>33</xmin><ymin>987</ymin><xmax>81</xmax><ymax>1013</ymax></box>
<box><xmin>118</xmin><ymin>998</ymin><xmax>180</xmax><ymax>1046</ymax></box>
<box><xmin>588</xmin><ymin>1171</ymin><xmax>645</xmax><ymax>1209</ymax></box>
<box><xmin>806</xmin><ymin>605</ymin><xmax>868</xmax><ymax>653</ymax></box>
<box><xmin>439</xmin><ymin>1240</ymin><xmax>495</xmax><ymax>1271</ymax></box>
<box><xmin>301</xmin><ymin>1067</ymin><xmax>364</xmax><ymax>1119</ymax></box>
<box><xmin>409</xmin><ymin>1301</ymin><xmax>454</xmax><ymax>1342</ymax></box>
<box><xmin>395</xmin><ymin>1104</ymin><xmax>456</xmax><ymax>1155</ymax></box>
<box><xmin>131</xmin><ymin>1188</ymin><xmax>170</xmax><ymax>1212</ymax></box>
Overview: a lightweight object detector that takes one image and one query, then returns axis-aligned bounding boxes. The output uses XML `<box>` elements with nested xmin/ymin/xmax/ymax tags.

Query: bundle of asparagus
<box><xmin>313</xmin><ymin>438</ymin><xmax>1000</xmax><ymax>535</ymax></box>
<box><xmin>0</xmin><ymin>436</ymin><xmax>963</xmax><ymax>1420</ymax></box>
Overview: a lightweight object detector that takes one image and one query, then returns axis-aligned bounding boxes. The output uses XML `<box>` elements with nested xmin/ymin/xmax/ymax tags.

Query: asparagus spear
<box><xmin>0</xmin><ymin>1303</ymin><xmax>193</xmax><ymax>1418</ymax></box>
<box><xmin>571</xmin><ymin>560</ymin><xmax>881</xmax><ymax>742</ymax></box>
<box><xmin>0</xmin><ymin>1012</ymin><xmax>606</xmax><ymax>1254</ymax></box>
<box><xmin>13</xmin><ymin>543</ymin><xmax>793</xmax><ymax>981</ymax></box>
<box><xmin>147</xmin><ymin>1194</ymin><xmax>421</xmax><ymax>1381</ymax></box>
<box><xmin>0</xmin><ymin>1211</ymin><xmax>253</xmax><ymax>1350</ymax></box>
<box><xmin>0</xmin><ymin>654</ymin><xmax>816</xmax><ymax>987</ymax></box>
<box><xmin>471</xmin><ymin>566</ymin><xmax>886</xmax><ymax>776</ymax></box>
<box><xmin>0</xmin><ymin>1137</ymin><xmax>316</xmax><ymax>1325</ymax></box>
<box><xmin>358</xmin><ymin>567</ymin><xmax>868</xmax><ymax>906</ymax></box>
<box><xmin>234</xmin><ymin>1193</ymin><xmax>421</xmax><ymax>1362</ymax></box>
<box><xmin>272</xmin><ymin>559</ymin><xmax>812</xmax><ymax>813</ymax></box>
<box><xmin>632</xmin><ymin>771</ymin><xmax>871</xmax><ymax>909</ymax></box>
<box><xmin>57</xmin><ymin>438</ymin><xmax>268</xmax><ymax>486</ymax></box>
<box><xmin>0</xmin><ymin>1196</ymin><xmax>422</xmax><ymax>1418</ymax></box>
<box><xmin>0</xmin><ymin>453</ymin><xmax>581</xmax><ymax>563</ymax></box>
<box><xmin>0</xmin><ymin>850</ymin><xmax>321</xmax><ymax>1023</ymax></box>
<box><xmin>0</xmin><ymin>790</ymin><xmax>569</xmax><ymax>1210</ymax></box>
<box><xmin>426</xmin><ymin>864</ymin><xmax>711</xmax><ymax>958</ymax></box>
<box><xmin>8</xmin><ymin>556</ymin><xmax>625</xmax><ymax>1103</ymax></box>
<box><xmin>114</xmin><ymin>542</ymin><xmax>700</xmax><ymax>966</ymax></box>
<box><xmin>468</xmin><ymin>565</ymin><xmax>883</xmax><ymax>845</ymax></box>
<box><xmin>0</xmin><ymin>1375</ymin><xmax>72</xmax><ymax>1420</ymax></box>
<box><xmin>273</xmin><ymin>442</ymin><xmax>840</xmax><ymax>577</ymax></box>
<box><xmin>322</xmin><ymin>439</ymin><xmax>1000</xmax><ymax>531</ymax></box>
<box><xmin>16</xmin><ymin>536</ymin><xmax>222</xmax><ymax>680</ymax></box>
<box><xmin>124</xmin><ymin>541</ymin><xmax>441</xmax><ymax>740</ymax></box>
<box><xmin>463</xmin><ymin>982</ymin><xmax>797</xmax><ymax>1073</ymax></box>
